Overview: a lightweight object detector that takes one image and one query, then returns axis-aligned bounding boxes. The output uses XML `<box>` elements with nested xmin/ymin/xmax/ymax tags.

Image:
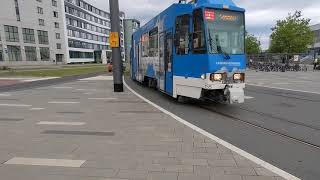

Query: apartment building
<box><xmin>64</xmin><ymin>0</ymin><xmax>125</xmax><ymax>64</ymax></box>
<box><xmin>0</xmin><ymin>0</ymin><xmax>67</xmax><ymax>65</ymax></box>
<box><xmin>0</xmin><ymin>0</ymin><xmax>125</xmax><ymax>65</ymax></box>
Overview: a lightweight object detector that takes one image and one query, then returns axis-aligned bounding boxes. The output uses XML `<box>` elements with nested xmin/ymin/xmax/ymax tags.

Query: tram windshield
<box><xmin>205</xmin><ymin>9</ymin><xmax>245</xmax><ymax>55</ymax></box>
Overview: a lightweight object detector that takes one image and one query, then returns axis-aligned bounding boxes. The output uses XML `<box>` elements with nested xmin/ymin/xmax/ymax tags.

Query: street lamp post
<box><xmin>109</xmin><ymin>0</ymin><xmax>123</xmax><ymax>92</ymax></box>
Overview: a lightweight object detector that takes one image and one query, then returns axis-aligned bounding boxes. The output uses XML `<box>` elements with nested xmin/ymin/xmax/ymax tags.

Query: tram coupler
<box><xmin>224</xmin><ymin>86</ymin><xmax>245</xmax><ymax>104</ymax></box>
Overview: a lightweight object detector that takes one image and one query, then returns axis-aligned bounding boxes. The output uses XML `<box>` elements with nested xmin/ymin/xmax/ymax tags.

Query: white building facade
<box><xmin>0</xmin><ymin>0</ymin><xmax>67</xmax><ymax>65</ymax></box>
<box><xmin>63</xmin><ymin>0</ymin><xmax>125</xmax><ymax>64</ymax></box>
<box><xmin>311</xmin><ymin>23</ymin><xmax>320</xmax><ymax>54</ymax></box>
<box><xmin>0</xmin><ymin>0</ymin><xmax>125</xmax><ymax>65</ymax></box>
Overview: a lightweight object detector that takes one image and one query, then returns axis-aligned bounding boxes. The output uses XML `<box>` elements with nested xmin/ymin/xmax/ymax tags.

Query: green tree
<box><xmin>246</xmin><ymin>33</ymin><xmax>261</xmax><ymax>54</ymax></box>
<box><xmin>269</xmin><ymin>11</ymin><xmax>314</xmax><ymax>53</ymax></box>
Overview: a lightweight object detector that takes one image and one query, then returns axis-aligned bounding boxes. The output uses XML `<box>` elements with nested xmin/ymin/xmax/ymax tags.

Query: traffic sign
<box><xmin>110</xmin><ymin>32</ymin><xmax>119</xmax><ymax>48</ymax></box>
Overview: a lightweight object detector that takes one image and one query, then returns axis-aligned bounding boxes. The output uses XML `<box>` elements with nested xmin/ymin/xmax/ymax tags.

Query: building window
<box><xmin>40</xmin><ymin>47</ymin><xmax>50</xmax><ymax>61</ymax></box>
<box><xmin>53</xmin><ymin>11</ymin><xmax>58</xmax><ymax>18</ymax></box>
<box><xmin>56</xmin><ymin>43</ymin><xmax>61</xmax><ymax>49</ymax></box>
<box><xmin>22</xmin><ymin>28</ymin><xmax>35</xmax><ymax>43</ymax></box>
<box><xmin>37</xmin><ymin>7</ymin><xmax>43</xmax><ymax>14</ymax></box>
<box><xmin>4</xmin><ymin>25</ymin><xmax>19</xmax><ymax>42</ymax></box>
<box><xmin>56</xmin><ymin>54</ymin><xmax>63</xmax><ymax>62</ymax></box>
<box><xmin>56</xmin><ymin>33</ymin><xmax>60</xmax><ymax>39</ymax></box>
<box><xmin>69</xmin><ymin>51</ymin><xmax>93</xmax><ymax>59</ymax></box>
<box><xmin>39</xmin><ymin>19</ymin><xmax>45</xmax><ymax>26</ymax></box>
<box><xmin>14</xmin><ymin>0</ymin><xmax>21</xmax><ymax>21</ymax></box>
<box><xmin>25</xmin><ymin>46</ymin><xmax>37</xmax><ymax>61</ymax></box>
<box><xmin>54</xmin><ymin>22</ymin><xmax>59</xmax><ymax>28</ymax></box>
<box><xmin>37</xmin><ymin>30</ymin><xmax>49</xmax><ymax>44</ymax></box>
<box><xmin>52</xmin><ymin>0</ymin><xmax>57</xmax><ymax>7</ymax></box>
<box><xmin>0</xmin><ymin>45</ymin><xmax>4</xmax><ymax>62</ymax></box>
<box><xmin>7</xmin><ymin>45</ymin><xmax>22</xmax><ymax>61</ymax></box>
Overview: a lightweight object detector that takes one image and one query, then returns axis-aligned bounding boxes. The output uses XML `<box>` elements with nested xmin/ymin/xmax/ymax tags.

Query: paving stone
<box><xmin>208</xmin><ymin>159</ymin><xmax>238</xmax><ymax>167</ymax></box>
<box><xmin>254</xmin><ymin>167</ymin><xmax>278</xmax><ymax>176</ymax></box>
<box><xmin>116</xmin><ymin>169</ymin><xmax>148</xmax><ymax>179</ymax></box>
<box><xmin>221</xmin><ymin>167</ymin><xmax>257</xmax><ymax>176</ymax></box>
<box><xmin>164</xmin><ymin>165</ymin><xmax>193</xmax><ymax>173</ymax></box>
<box><xmin>193</xmin><ymin>166</ymin><xmax>211</xmax><ymax>176</ymax></box>
<box><xmin>178</xmin><ymin>173</ymin><xmax>210</xmax><ymax>180</ymax></box>
<box><xmin>210</xmin><ymin>174</ymin><xmax>243</xmax><ymax>180</ymax></box>
<box><xmin>181</xmin><ymin>158</ymin><xmax>208</xmax><ymax>166</ymax></box>
<box><xmin>242</xmin><ymin>176</ymin><xmax>277</xmax><ymax>180</ymax></box>
<box><xmin>146</xmin><ymin>172</ymin><xmax>178</xmax><ymax>180</ymax></box>
<box><xmin>193</xmin><ymin>152</ymin><xmax>220</xmax><ymax>160</ymax></box>
<box><xmin>234</xmin><ymin>159</ymin><xmax>261</xmax><ymax>168</ymax></box>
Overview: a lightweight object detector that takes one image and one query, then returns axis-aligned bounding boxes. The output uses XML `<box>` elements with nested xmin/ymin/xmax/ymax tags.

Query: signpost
<box><xmin>109</xmin><ymin>0</ymin><xmax>123</xmax><ymax>92</ymax></box>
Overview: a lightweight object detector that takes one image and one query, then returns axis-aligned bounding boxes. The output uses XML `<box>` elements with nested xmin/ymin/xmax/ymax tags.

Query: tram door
<box><xmin>159</xmin><ymin>33</ymin><xmax>165</xmax><ymax>91</ymax></box>
<box><xmin>135</xmin><ymin>42</ymin><xmax>140</xmax><ymax>81</ymax></box>
<box><xmin>164</xmin><ymin>31</ymin><xmax>173</xmax><ymax>94</ymax></box>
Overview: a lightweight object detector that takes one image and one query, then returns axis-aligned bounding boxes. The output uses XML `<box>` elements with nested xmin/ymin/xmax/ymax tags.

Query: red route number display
<box><xmin>205</xmin><ymin>10</ymin><xmax>215</xmax><ymax>21</ymax></box>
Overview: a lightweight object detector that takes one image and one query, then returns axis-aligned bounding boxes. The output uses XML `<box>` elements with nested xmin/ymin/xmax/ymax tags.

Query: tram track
<box><xmin>200</xmin><ymin>101</ymin><xmax>320</xmax><ymax>150</ymax></box>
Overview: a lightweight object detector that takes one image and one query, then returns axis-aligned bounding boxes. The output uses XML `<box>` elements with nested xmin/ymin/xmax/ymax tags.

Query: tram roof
<box><xmin>133</xmin><ymin>0</ymin><xmax>244</xmax><ymax>39</ymax></box>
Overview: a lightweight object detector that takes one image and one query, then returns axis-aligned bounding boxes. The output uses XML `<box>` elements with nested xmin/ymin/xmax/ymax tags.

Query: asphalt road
<box><xmin>125</xmin><ymin>76</ymin><xmax>320</xmax><ymax>180</ymax></box>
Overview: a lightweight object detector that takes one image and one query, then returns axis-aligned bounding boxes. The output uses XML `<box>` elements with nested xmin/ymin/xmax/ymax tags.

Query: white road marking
<box><xmin>37</xmin><ymin>121</ymin><xmax>86</xmax><ymax>126</ymax></box>
<box><xmin>0</xmin><ymin>94</ymin><xmax>11</xmax><ymax>97</ymax></box>
<box><xmin>80</xmin><ymin>76</ymin><xmax>113</xmax><ymax>81</ymax></box>
<box><xmin>76</xmin><ymin>89</ymin><xmax>97</xmax><ymax>91</ymax></box>
<box><xmin>53</xmin><ymin>86</ymin><xmax>73</xmax><ymax>89</ymax></box>
<box><xmin>30</xmin><ymin>108</ymin><xmax>45</xmax><ymax>111</ymax></box>
<box><xmin>84</xmin><ymin>92</ymin><xmax>93</xmax><ymax>95</ymax></box>
<box><xmin>5</xmin><ymin>157</ymin><xmax>85</xmax><ymax>167</ymax></box>
<box><xmin>272</xmin><ymin>82</ymin><xmax>291</xmax><ymax>85</ymax></box>
<box><xmin>23</xmin><ymin>77</ymin><xmax>58</xmax><ymax>82</ymax></box>
<box><xmin>244</xmin><ymin>96</ymin><xmax>255</xmax><ymax>99</ymax></box>
<box><xmin>0</xmin><ymin>104</ymin><xmax>32</xmax><ymax>107</ymax></box>
<box><xmin>124</xmin><ymin>80</ymin><xmax>300</xmax><ymax>180</ymax></box>
<box><xmin>48</xmin><ymin>101</ymin><xmax>80</xmax><ymax>104</ymax></box>
<box><xmin>88</xmin><ymin>98</ymin><xmax>118</xmax><ymax>100</ymax></box>
<box><xmin>247</xmin><ymin>83</ymin><xmax>320</xmax><ymax>95</ymax></box>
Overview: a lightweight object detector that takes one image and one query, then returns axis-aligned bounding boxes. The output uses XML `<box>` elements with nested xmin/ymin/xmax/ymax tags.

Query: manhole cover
<box><xmin>42</xmin><ymin>130</ymin><xmax>115</xmax><ymax>136</ymax></box>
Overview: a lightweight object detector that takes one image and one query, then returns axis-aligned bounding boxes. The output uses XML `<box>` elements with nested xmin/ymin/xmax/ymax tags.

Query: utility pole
<box><xmin>109</xmin><ymin>0</ymin><xmax>123</xmax><ymax>92</ymax></box>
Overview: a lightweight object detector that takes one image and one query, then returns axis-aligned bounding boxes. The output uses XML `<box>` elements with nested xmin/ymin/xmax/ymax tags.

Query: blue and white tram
<box><xmin>130</xmin><ymin>0</ymin><xmax>246</xmax><ymax>104</ymax></box>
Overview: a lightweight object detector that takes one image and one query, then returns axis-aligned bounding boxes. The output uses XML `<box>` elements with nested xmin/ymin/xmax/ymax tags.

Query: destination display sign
<box><xmin>205</xmin><ymin>9</ymin><xmax>243</xmax><ymax>23</ymax></box>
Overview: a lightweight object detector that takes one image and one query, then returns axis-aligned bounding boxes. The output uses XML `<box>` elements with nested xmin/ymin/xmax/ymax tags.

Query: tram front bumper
<box><xmin>225</xmin><ymin>86</ymin><xmax>245</xmax><ymax>104</ymax></box>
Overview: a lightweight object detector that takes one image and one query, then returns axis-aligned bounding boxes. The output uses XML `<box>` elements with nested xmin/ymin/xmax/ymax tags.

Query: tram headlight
<box><xmin>201</xmin><ymin>74</ymin><xmax>206</xmax><ymax>80</ymax></box>
<box><xmin>210</xmin><ymin>73</ymin><xmax>223</xmax><ymax>81</ymax></box>
<box><xmin>233</xmin><ymin>73</ymin><xmax>245</xmax><ymax>81</ymax></box>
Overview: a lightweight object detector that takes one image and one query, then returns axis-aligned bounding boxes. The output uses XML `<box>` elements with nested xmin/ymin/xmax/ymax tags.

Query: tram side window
<box><xmin>193</xmin><ymin>9</ymin><xmax>206</xmax><ymax>54</ymax></box>
<box><xmin>175</xmin><ymin>15</ymin><xmax>190</xmax><ymax>55</ymax></box>
<box><xmin>149</xmin><ymin>28</ymin><xmax>158</xmax><ymax>57</ymax></box>
<box><xmin>141</xmin><ymin>33</ymin><xmax>149</xmax><ymax>57</ymax></box>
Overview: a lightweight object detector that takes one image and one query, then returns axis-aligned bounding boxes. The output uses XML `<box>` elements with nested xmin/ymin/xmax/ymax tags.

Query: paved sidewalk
<box><xmin>0</xmin><ymin>75</ymin><xmax>288</xmax><ymax>180</ymax></box>
<box><xmin>246</xmin><ymin>70</ymin><xmax>320</xmax><ymax>93</ymax></box>
<box><xmin>0</xmin><ymin>77</ymin><xmax>58</xmax><ymax>87</ymax></box>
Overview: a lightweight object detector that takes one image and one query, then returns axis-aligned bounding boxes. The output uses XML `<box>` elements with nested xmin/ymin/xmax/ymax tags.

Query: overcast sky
<box><xmin>89</xmin><ymin>0</ymin><xmax>320</xmax><ymax>49</ymax></box>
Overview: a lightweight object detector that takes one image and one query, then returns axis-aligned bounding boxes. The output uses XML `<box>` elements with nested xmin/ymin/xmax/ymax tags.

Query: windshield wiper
<box><xmin>208</xmin><ymin>30</ymin><xmax>214</xmax><ymax>52</ymax></box>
